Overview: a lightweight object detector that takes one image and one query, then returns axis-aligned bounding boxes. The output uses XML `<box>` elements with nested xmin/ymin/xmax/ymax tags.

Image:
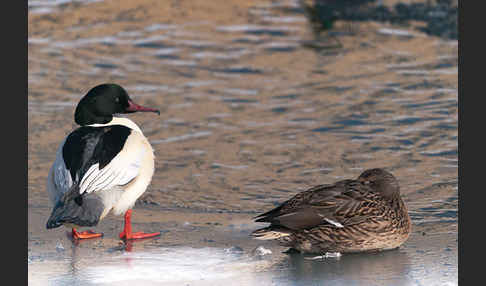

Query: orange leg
<box><xmin>72</xmin><ymin>228</ymin><xmax>103</xmax><ymax>239</ymax></box>
<box><xmin>119</xmin><ymin>209</ymin><xmax>161</xmax><ymax>240</ymax></box>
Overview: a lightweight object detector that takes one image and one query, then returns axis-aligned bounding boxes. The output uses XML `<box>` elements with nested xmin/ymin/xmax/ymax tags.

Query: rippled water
<box><xmin>28</xmin><ymin>0</ymin><xmax>457</xmax><ymax>285</ymax></box>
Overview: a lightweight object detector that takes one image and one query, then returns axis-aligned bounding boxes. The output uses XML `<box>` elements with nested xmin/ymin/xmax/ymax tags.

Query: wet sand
<box><xmin>29</xmin><ymin>0</ymin><xmax>457</xmax><ymax>285</ymax></box>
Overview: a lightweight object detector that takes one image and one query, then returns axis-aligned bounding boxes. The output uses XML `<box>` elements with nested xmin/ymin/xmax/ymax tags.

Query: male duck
<box><xmin>46</xmin><ymin>83</ymin><xmax>161</xmax><ymax>240</ymax></box>
<box><xmin>252</xmin><ymin>168</ymin><xmax>412</xmax><ymax>254</ymax></box>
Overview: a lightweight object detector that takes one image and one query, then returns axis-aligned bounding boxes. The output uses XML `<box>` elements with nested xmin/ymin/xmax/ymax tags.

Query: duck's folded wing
<box><xmin>78</xmin><ymin>148</ymin><xmax>143</xmax><ymax>194</ymax></box>
<box><xmin>260</xmin><ymin>207</ymin><xmax>329</xmax><ymax>229</ymax></box>
<box><xmin>61</xmin><ymin>125</ymin><xmax>144</xmax><ymax>195</ymax></box>
<box><xmin>307</xmin><ymin>187</ymin><xmax>375</xmax><ymax>227</ymax></box>
<box><xmin>255</xmin><ymin>182</ymin><xmax>374</xmax><ymax>230</ymax></box>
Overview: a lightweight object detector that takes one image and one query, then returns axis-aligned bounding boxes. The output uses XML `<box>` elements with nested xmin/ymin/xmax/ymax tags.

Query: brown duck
<box><xmin>251</xmin><ymin>168</ymin><xmax>411</xmax><ymax>254</ymax></box>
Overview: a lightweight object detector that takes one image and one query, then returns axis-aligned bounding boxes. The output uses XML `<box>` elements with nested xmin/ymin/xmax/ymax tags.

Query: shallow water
<box><xmin>28</xmin><ymin>0</ymin><xmax>457</xmax><ymax>285</ymax></box>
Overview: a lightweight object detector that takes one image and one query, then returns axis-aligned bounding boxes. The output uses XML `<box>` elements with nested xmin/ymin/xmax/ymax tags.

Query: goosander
<box><xmin>46</xmin><ymin>83</ymin><xmax>161</xmax><ymax>240</ymax></box>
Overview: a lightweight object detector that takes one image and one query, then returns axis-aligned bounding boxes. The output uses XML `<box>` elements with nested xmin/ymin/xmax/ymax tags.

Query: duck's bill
<box><xmin>126</xmin><ymin>100</ymin><xmax>160</xmax><ymax>115</ymax></box>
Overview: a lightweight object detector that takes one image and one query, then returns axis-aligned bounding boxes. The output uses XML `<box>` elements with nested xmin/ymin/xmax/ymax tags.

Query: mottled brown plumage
<box><xmin>251</xmin><ymin>168</ymin><xmax>412</xmax><ymax>254</ymax></box>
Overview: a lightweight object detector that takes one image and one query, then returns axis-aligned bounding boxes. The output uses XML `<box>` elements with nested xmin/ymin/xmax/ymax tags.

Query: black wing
<box><xmin>62</xmin><ymin>125</ymin><xmax>131</xmax><ymax>183</ymax></box>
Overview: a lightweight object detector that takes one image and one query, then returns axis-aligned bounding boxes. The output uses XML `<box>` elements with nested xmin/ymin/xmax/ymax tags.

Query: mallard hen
<box><xmin>251</xmin><ymin>168</ymin><xmax>411</xmax><ymax>254</ymax></box>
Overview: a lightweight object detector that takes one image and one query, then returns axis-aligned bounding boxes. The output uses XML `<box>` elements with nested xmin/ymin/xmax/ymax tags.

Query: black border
<box><xmin>8</xmin><ymin>0</ymin><xmax>28</xmax><ymax>284</ymax></box>
<box><xmin>459</xmin><ymin>0</ymin><xmax>471</xmax><ymax>285</ymax></box>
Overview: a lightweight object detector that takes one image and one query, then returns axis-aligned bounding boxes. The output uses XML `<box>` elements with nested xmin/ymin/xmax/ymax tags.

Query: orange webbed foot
<box><xmin>119</xmin><ymin>209</ymin><xmax>161</xmax><ymax>241</ymax></box>
<box><xmin>72</xmin><ymin>228</ymin><xmax>103</xmax><ymax>239</ymax></box>
<box><xmin>119</xmin><ymin>231</ymin><xmax>161</xmax><ymax>240</ymax></box>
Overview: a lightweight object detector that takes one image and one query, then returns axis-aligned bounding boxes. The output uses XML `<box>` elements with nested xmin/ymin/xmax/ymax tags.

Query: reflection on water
<box><xmin>29</xmin><ymin>231</ymin><xmax>457</xmax><ymax>286</ymax></box>
<box><xmin>279</xmin><ymin>250</ymin><xmax>412</xmax><ymax>286</ymax></box>
<box><xmin>29</xmin><ymin>246</ymin><xmax>275</xmax><ymax>285</ymax></box>
<box><xmin>303</xmin><ymin>0</ymin><xmax>457</xmax><ymax>40</ymax></box>
<box><xmin>29</xmin><ymin>0</ymin><xmax>457</xmax><ymax>285</ymax></box>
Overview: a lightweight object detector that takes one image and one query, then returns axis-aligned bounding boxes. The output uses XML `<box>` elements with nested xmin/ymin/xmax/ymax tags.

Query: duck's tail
<box><xmin>251</xmin><ymin>226</ymin><xmax>292</xmax><ymax>240</ymax></box>
<box><xmin>46</xmin><ymin>185</ymin><xmax>104</xmax><ymax>229</ymax></box>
